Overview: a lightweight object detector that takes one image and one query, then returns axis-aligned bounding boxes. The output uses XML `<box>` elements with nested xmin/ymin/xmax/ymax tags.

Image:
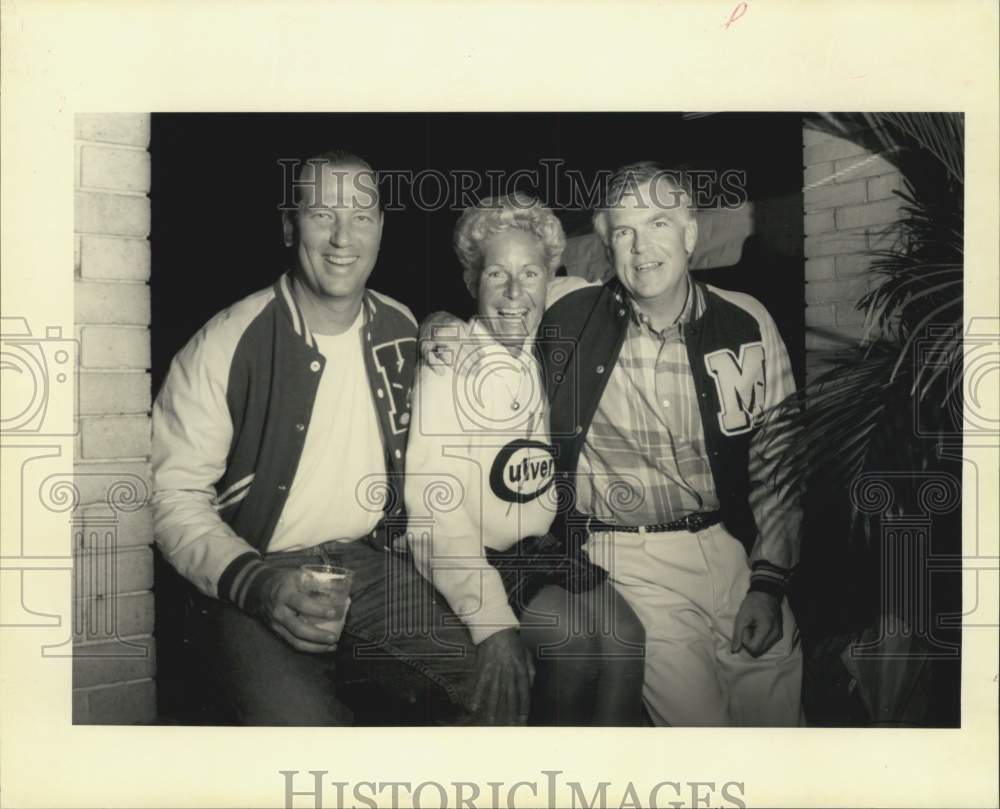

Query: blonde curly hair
<box><xmin>453</xmin><ymin>193</ymin><xmax>566</xmax><ymax>296</ymax></box>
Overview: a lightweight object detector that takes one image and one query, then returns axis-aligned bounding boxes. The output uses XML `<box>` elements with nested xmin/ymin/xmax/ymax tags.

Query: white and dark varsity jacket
<box><xmin>151</xmin><ymin>272</ymin><xmax>417</xmax><ymax>611</ymax></box>
<box><xmin>538</xmin><ymin>277</ymin><xmax>802</xmax><ymax>598</ymax></box>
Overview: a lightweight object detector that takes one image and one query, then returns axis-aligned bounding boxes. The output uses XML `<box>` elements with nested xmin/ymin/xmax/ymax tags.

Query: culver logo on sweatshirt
<box><xmin>489</xmin><ymin>438</ymin><xmax>556</xmax><ymax>504</ymax></box>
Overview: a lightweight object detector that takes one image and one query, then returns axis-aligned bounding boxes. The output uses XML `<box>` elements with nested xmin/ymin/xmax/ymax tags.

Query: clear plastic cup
<box><xmin>299</xmin><ymin>564</ymin><xmax>354</xmax><ymax>639</ymax></box>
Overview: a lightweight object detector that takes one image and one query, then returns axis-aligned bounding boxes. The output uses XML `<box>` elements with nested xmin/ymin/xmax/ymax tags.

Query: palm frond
<box><xmin>768</xmin><ymin>113</ymin><xmax>963</xmax><ymax>547</ymax></box>
<box><xmin>871</xmin><ymin>113</ymin><xmax>964</xmax><ymax>185</ymax></box>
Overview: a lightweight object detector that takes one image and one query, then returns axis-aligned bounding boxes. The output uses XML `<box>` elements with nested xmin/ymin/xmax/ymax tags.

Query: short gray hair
<box><xmin>592</xmin><ymin>161</ymin><xmax>694</xmax><ymax>245</ymax></box>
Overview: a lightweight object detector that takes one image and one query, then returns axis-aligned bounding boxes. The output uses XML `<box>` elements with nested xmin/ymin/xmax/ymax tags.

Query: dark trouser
<box><xmin>487</xmin><ymin>534</ymin><xmax>647</xmax><ymax>726</ymax></box>
<box><xmin>191</xmin><ymin>534</ymin><xmax>479</xmax><ymax>726</ymax></box>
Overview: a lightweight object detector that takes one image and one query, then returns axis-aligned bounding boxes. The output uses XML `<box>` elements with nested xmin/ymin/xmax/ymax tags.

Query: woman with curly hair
<box><xmin>405</xmin><ymin>194</ymin><xmax>645</xmax><ymax>725</ymax></box>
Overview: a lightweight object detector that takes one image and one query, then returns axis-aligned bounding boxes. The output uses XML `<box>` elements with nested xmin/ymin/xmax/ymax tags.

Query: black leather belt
<box><xmin>572</xmin><ymin>510</ymin><xmax>723</xmax><ymax>534</ymax></box>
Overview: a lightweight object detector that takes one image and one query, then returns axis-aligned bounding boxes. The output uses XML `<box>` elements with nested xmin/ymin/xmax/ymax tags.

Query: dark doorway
<box><xmin>150</xmin><ymin>112</ymin><xmax>806</xmax><ymax>390</ymax></box>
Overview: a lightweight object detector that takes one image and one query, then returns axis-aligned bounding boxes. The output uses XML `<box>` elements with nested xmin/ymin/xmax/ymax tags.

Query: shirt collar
<box><xmin>626</xmin><ymin>275</ymin><xmax>702</xmax><ymax>337</ymax></box>
<box><xmin>280</xmin><ymin>270</ymin><xmax>377</xmax><ymax>349</ymax></box>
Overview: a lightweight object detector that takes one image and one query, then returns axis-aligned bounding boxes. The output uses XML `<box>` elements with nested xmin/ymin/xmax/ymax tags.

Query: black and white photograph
<box><xmin>138</xmin><ymin>111</ymin><xmax>964</xmax><ymax>732</ymax></box>
<box><xmin>1</xmin><ymin>2</ymin><xmax>997</xmax><ymax>808</ymax></box>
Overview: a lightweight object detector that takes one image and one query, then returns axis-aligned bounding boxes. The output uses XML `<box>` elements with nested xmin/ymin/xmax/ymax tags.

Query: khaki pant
<box><xmin>585</xmin><ymin>523</ymin><xmax>803</xmax><ymax>727</ymax></box>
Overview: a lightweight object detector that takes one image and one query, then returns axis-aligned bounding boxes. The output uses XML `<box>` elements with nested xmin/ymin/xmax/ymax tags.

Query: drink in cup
<box><xmin>300</xmin><ymin>564</ymin><xmax>354</xmax><ymax>639</ymax></box>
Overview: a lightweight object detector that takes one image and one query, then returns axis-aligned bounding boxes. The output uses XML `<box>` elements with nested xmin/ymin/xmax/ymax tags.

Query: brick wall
<box><xmin>72</xmin><ymin>114</ymin><xmax>156</xmax><ymax>724</ymax></box>
<box><xmin>802</xmin><ymin>126</ymin><xmax>904</xmax><ymax>381</ymax></box>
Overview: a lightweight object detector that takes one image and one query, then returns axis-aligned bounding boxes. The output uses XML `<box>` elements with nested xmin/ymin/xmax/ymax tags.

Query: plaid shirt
<box><xmin>575</xmin><ymin>281</ymin><xmax>722</xmax><ymax>525</ymax></box>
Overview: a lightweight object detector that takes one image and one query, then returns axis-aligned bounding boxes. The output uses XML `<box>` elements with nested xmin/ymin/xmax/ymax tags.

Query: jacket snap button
<box><xmin>400</xmin><ymin>412</ymin><xmax>410</xmax><ymax>426</ymax></box>
<box><xmin>309</xmin><ymin>360</ymin><xmax>321</xmax><ymax>372</ymax></box>
<box><xmin>596</xmin><ymin>365</ymin><xmax>605</xmax><ymax>374</ymax></box>
<box><xmin>377</xmin><ymin>389</ymin><xmax>385</xmax><ymax>399</ymax></box>
<box><xmin>295</xmin><ymin>423</ymin><xmax>305</xmax><ymax>432</ymax></box>
<box><xmin>394</xmin><ymin>449</ymin><xmax>402</xmax><ymax>459</ymax></box>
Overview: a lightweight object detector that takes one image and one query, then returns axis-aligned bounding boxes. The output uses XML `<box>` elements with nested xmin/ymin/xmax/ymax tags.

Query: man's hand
<box><xmin>471</xmin><ymin>628</ymin><xmax>536</xmax><ymax>725</ymax></box>
<box><xmin>731</xmin><ymin>591</ymin><xmax>783</xmax><ymax>657</ymax></box>
<box><xmin>418</xmin><ymin>311</ymin><xmax>467</xmax><ymax>375</ymax></box>
<box><xmin>254</xmin><ymin>568</ymin><xmax>342</xmax><ymax>653</ymax></box>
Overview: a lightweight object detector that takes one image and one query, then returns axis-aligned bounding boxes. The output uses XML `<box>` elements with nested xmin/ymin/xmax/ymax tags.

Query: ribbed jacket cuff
<box><xmin>465</xmin><ymin>604</ymin><xmax>521</xmax><ymax>646</ymax></box>
<box><xmin>748</xmin><ymin>560</ymin><xmax>793</xmax><ymax>600</ymax></box>
<box><xmin>218</xmin><ymin>552</ymin><xmax>282</xmax><ymax>615</ymax></box>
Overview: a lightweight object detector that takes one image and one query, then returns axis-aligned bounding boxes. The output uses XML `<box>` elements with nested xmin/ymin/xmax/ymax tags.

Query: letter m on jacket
<box><xmin>704</xmin><ymin>342</ymin><xmax>766</xmax><ymax>435</ymax></box>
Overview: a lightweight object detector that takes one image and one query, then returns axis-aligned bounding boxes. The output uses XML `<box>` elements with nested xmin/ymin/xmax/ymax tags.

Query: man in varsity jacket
<box><xmin>152</xmin><ymin>152</ymin><xmax>478</xmax><ymax>725</ymax></box>
<box><xmin>537</xmin><ymin>162</ymin><xmax>804</xmax><ymax>726</ymax></box>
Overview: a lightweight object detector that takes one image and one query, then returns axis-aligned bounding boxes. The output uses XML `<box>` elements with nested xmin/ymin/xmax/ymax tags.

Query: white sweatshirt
<box><xmin>404</xmin><ymin>319</ymin><xmax>558</xmax><ymax>644</ymax></box>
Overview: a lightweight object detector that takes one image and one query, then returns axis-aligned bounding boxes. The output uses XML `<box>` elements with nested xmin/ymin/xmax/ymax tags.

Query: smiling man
<box><xmin>537</xmin><ymin>161</ymin><xmax>804</xmax><ymax>726</ymax></box>
<box><xmin>152</xmin><ymin>150</ymin><xmax>479</xmax><ymax>725</ymax></box>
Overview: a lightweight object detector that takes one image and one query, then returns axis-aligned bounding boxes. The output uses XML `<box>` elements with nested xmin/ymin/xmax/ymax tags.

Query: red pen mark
<box><xmin>723</xmin><ymin>2</ymin><xmax>748</xmax><ymax>28</ymax></box>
